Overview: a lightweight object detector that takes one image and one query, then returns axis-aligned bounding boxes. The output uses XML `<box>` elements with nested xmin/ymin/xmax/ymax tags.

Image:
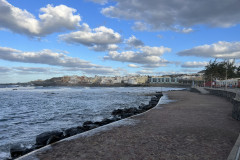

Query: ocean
<box><xmin>0</xmin><ymin>86</ymin><xmax>183</xmax><ymax>159</ymax></box>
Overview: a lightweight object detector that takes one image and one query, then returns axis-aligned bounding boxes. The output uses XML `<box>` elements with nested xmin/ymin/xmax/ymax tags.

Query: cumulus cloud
<box><xmin>92</xmin><ymin>44</ymin><xmax>119</xmax><ymax>52</ymax></box>
<box><xmin>126</xmin><ymin>36</ymin><xmax>144</xmax><ymax>48</ymax></box>
<box><xmin>181</xmin><ymin>61</ymin><xmax>208</xmax><ymax>68</ymax></box>
<box><xmin>128</xmin><ymin>64</ymin><xmax>140</xmax><ymax>68</ymax></box>
<box><xmin>59</xmin><ymin>25</ymin><xmax>121</xmax><ymax>51</ymax></box>
<box><xmin>0</xmin><ymin>0</ymin><xmax>81</xmax><ymax>36</ymax></box>
<box><xmin>0</xmin><ymin>47</ymin><xmax>94</xmax><ymax>68</ymax></box>
<box><xmin>0</xmin><ymin>46</ymin><xmax>120</xmax><ymax>75</ymax></box>
<box><xmin>101</xmin><ymin>0</ymin><xmax>240</xmax><ymax>31</ymax></box>
<box><xmin>177</xmin><ymin>41</ymin><xmax>240</xmax><ymax>59</ymax></box>
<box><xmin>104</xmin><ymin>46</ymin><xmax>171</xmax><ymax>68</ymax></box>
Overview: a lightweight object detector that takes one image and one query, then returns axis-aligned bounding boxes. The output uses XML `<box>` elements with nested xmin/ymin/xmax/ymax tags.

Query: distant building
<box><xmin>136</xmin><ymin>76</ymin><xmax>148</xmax><ymax>84</ymax></box>
<box><xmin>148</xmin><ymin>76</ymin><xmax>178</xmax><ymax>84</ymax></box>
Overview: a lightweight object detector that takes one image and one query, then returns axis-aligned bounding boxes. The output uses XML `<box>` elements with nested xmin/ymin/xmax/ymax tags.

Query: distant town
<box><xmin>25</xmin><ymin>72</ymin><xmax>205</xmax><ymax>87</ymax></box>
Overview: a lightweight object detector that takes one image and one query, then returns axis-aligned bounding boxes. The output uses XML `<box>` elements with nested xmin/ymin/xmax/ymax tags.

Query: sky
<box><xmin>0</xmin><ymin>0</ymin><xmax>240</xmax><ymax>83</ymax></box>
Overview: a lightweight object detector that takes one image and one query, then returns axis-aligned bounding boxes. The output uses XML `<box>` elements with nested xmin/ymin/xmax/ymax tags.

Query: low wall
<box><xmin>205</xmin><ymin>89</ymin><xmax>240</xmax><ymax>121</ymax></box>
<box><xmin>205</xmin><ymin>88</ymin><xmax>240</xmax><ymax>160</ymax></box>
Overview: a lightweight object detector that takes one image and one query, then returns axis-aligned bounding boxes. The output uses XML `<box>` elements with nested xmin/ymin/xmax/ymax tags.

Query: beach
<box><xmin>20</xmin><ymin>90</ymin><xmax>240</xmax><ymax>160</ymax></box>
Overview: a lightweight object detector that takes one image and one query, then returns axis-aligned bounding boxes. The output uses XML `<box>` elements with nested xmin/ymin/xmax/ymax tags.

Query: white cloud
<box><xmin>104</xmin><ymin>45</ymin><xmax>171</xmax><ymax>68</ymax></box>
<box><xmin>0</xmin><ymin>47</ymin><xmax>94</xmax><ymax>68</ymax></box>
<box><xmin>0</xmin><ymin>0</ymin><xmax>81</xmax><ymax>36</ymax></box>
<box><xmin>178</xmin><ymin>41</ymin><xmax>240</xmax><ymax>59</ymax></box>
<box><xmin>181</xmin><ymin>28</ymin><xmax>194</xmax><ymax>33</ymax></box>
<box><xmin>140</xmin><ymin>46</ymin><xmax>170</xmax><ymax>56</ymax></box>
<box><xmin>101</xmin><ymin>0</ymin><xmax>240</xmax><ymax>31</ymax></box>
<box><xmin>92</xmin><ymin>44</ymin><xmax>119</xmax><ymax>52</ymax></box>
<box><xmin>128</xmin><ymin>64</ymin><xmax>140</xmax><ymax>68</ymax></box>
<box><xmin>59</xmin><ymin>25</ymin><xmax>121</xmax><ymax>51</ymax></box>
<box><xmin>0</xmin><ymin>46</ymin><xmax>120</xmax><ymax>75</ymax></box>
<box><xmin>181</xmin><ymin>61</ymin><xmax>208</xmax><ymax>68</ymax></box>
<box><xmin>126</xmin><ymin>36</ymin><xmax>144</xmax><ymax>48</ymax></box>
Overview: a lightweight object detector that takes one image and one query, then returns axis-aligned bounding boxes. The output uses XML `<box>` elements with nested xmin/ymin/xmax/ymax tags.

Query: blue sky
<box><xmin>0</xmin><ymin>0</ymin><xmax>240</xmax><ymax>83</ymax></box>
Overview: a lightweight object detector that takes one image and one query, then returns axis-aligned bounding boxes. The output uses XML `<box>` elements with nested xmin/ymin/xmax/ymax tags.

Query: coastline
<box><xmin>9</xmin><ymin>90</ymin><xmax>163</xmax><ymax>159</ymax></box>
<box><xmin>17</xmin><ymin>90</ymin><xmax>240</xmax><ymax>160</ymax></box>
<box><xmin>0</xmin><ymin>83</ymin><xmax>191</xmax><ymax>88</ymax></box>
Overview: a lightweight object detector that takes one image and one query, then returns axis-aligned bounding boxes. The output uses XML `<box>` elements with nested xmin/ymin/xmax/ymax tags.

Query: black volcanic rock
<box><xmin>35</xmin><ymin>131</ymin><xmax>63</xmax><ymax>147</ymax></box>
<box><xmin>46</xmin><ymin>135</ymin><xmax>62</xmax><ymax>145</ymax></box>
<box><xmin>63</xmin><ymin>127</ymin><xmax>85</xmax><ymax>137</ymax></box>
<box><xmin>10</xmin><ymin>144</ymin><xmax>33</xmax><ymax>159</ymax></box>
<box><xmin>83</xmin><ymin>121</ymin><xmax>99</xmax><ymax>130</ymax></box>
<box><xmin>112</xmin><ymin>107</ymin><xmax>142</xmax><ymax>118</ymax></box>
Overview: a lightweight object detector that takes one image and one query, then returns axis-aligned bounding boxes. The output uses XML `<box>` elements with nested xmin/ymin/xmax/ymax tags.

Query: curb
<box><xmin>228</xmin><ymin>134</ymin><xmax>240</xmax><ymax>160</ymax></box>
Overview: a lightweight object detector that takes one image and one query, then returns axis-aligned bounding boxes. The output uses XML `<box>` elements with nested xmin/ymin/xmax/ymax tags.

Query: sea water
<box><xmin>0</xmin><ymin>86</ymin><xmax>183</xmax><ymax>159</ymax></box>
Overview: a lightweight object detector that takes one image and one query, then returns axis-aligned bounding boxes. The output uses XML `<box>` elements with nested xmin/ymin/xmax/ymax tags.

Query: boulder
<box><xmin>151</xmin><ymin>96</ymin><xmax>159</xmax><ymax>102</ymax></box>
<box><xmin>111</xmin><ymin>109</ymin><xmax>123</xmax><ymax>116</ymax></box>
<box><xmin>63</xmin><ymin>127</ymin><xmax>84</xmax><ymax>137</ymax></box>
<box><xmin>112</xmin><ymin>107</ymin><xmax>141</xmax><ymax>118</ymax></box>
<box><xmin>83</xmin><ymin>121</ymin><xmax>99</xmax><ymax>130</ymax></box>
<box><xmin>139</xmin><ymin>105</ymin><xmax>152</xmax><ymax>111</ymax></box>
<box><xmin>120</xmin><ymin>112</ymin><xmax>134</xmax><ymax>118</ymax></box>
<box><xmin>100</xmin><ymin>118</ymin><xmax>114</xmax><ymax>125</ymax></box>
<box><xmin>35</xmin><ymin>131</ymin><xmax>63</xmax><ymax>147</ymax></box>
<box><xmin>111</xmin><ymin>117</ymin><xmax>121</xmax><ymax>122</ymax></box>
<box><xmin>10</xmin><ymin>144</ymin><xmax>33</xmax><ymax>159</ymax></box>
<box><xmin>155</xmin><ymin>92</ymin><xmax>163</xmax><ymax>98</ymax></box>
<box><xmin>46</xmin><ymin>135</ymin><xmax>62</xmax><ymax>145</ymax></box>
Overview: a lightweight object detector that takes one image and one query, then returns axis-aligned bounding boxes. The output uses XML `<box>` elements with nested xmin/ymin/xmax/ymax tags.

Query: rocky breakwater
<box><xmin>8</xmin><ymin>92</ymin><xmax>163</xmax><ymax>159</ymax></box>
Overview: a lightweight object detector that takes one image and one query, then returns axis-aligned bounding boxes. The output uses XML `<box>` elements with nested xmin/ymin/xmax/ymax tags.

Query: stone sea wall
<box><xmin>205</xmin><ymin>89</ymin><xmax>240</xmax><ymax>121</ymax></box>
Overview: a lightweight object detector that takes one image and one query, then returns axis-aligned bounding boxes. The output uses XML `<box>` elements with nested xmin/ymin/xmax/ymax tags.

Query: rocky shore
<box><xmin>8</xmin><ymin>92</ymin><xmax>163</xmax><ymax>159</ymax></box>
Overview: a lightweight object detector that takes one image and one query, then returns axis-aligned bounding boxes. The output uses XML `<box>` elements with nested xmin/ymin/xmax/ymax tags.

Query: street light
<box><xmin>225</xmin><ymin>63</ymin><xmax>228</xmax><ymax>90</ymax></box>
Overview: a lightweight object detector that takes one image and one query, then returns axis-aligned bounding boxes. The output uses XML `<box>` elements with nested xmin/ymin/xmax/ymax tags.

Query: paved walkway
<box><xmin>192</xmin><ymin>86</ymin><xmax>210</xmax><ymax>94</ymax></box>
<box><xmin>21</xmin><ymin>90</ymin><xmax>240</xmax><ymax>160</ymax></box>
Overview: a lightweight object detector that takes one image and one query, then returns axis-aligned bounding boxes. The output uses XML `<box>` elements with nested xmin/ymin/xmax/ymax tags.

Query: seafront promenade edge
<box><xmin>192</xmin><ymin>87</ymin><xmax>240</xmax><ymax>160</ymax></box>
<box><xmin>18</xmin><ymin>90</ymin><xmax>240</xmax><ymax>160</ymax></box>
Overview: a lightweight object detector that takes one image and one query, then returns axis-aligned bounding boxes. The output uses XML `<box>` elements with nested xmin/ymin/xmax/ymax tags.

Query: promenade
<box><xmin>20</xmin><ymin>90</ymin><xmax>240</xmax><ymax>160</ymax></box>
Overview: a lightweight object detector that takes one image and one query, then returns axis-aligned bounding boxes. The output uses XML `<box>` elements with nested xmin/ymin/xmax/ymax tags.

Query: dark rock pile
<box><xmin>9</xmin><ymin>92</ymin><xmax>163</xmax><ymax>159</ymax></box>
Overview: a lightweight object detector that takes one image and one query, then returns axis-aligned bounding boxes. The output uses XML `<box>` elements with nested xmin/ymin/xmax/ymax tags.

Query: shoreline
<box><xmin>16</xmin><ymin>90</ymin><xmax>240</xmax><ymax>160</ymax></box>
<box><xmin>9</xmin><ymin>92</ymin><xmax>163</xmax><ymax>159</ymax></box>
<box><xmin>0</xmin><ymin>83</ymin><xmax>191</xmax><ymax>88</ymax></box>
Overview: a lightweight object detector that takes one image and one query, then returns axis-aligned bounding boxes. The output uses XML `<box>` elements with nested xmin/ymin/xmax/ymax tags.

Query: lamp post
<box><xmin>225</xmin><ymin>63</ymin><xmax>228</xmax><ymax>90</ymax></box>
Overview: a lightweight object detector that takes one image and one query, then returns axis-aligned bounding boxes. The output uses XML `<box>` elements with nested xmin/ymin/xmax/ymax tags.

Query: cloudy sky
<box><xmin>0</xmin><ymin>0</ymin><xmax>240</xmax><ymax>83</ymax></box>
